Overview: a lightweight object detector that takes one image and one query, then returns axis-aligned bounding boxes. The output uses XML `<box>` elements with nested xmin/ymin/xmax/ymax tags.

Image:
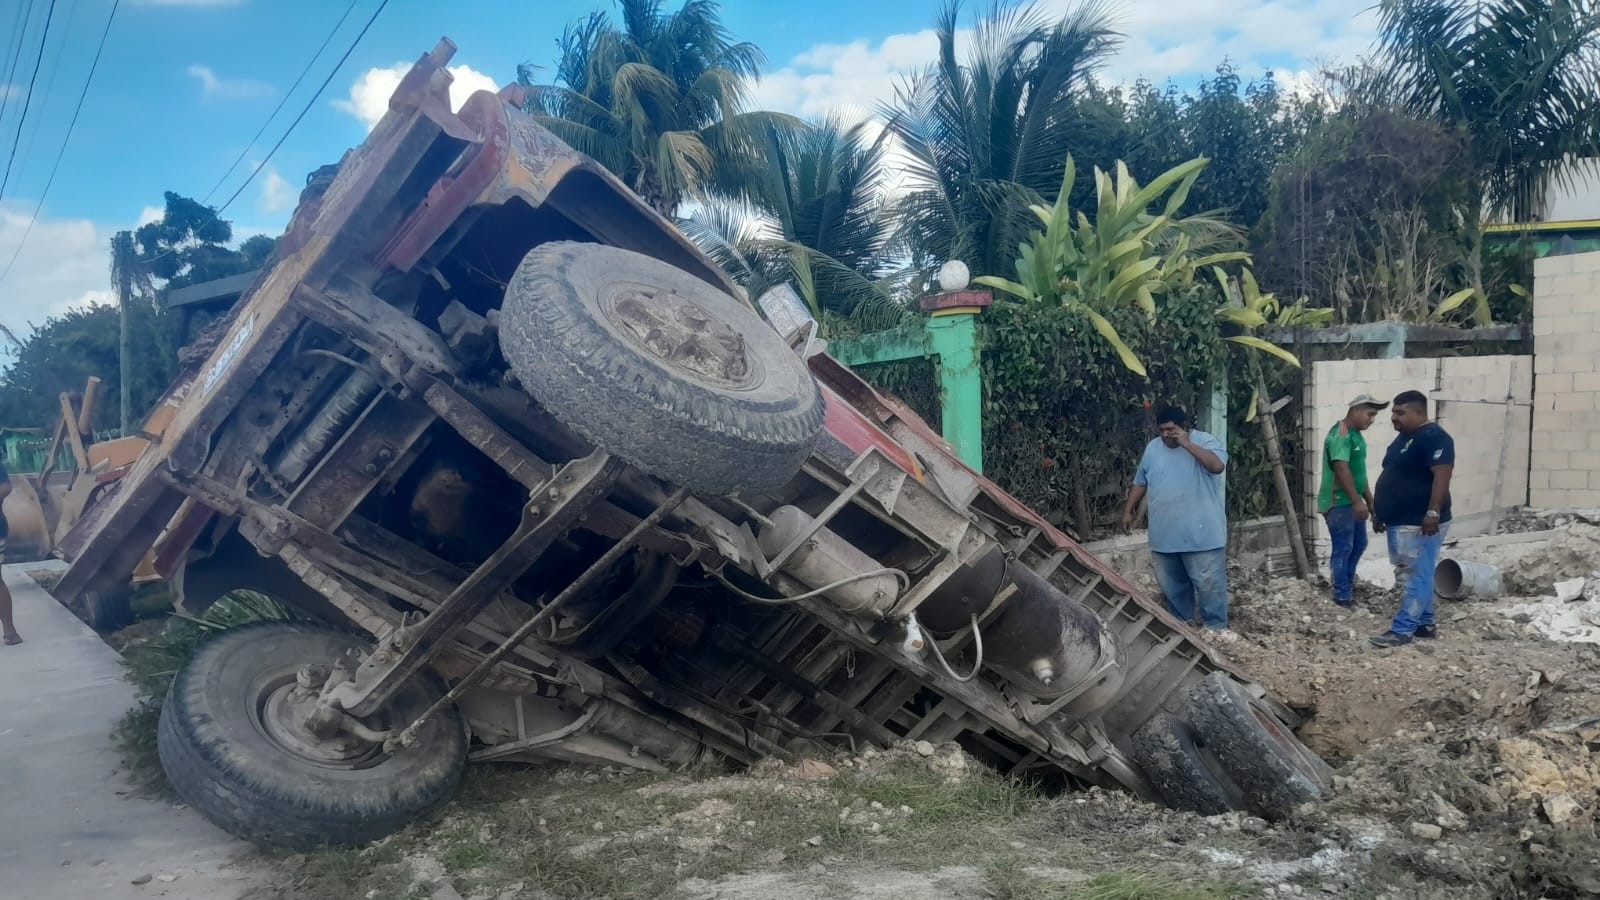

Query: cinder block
<box><xmin>1552</xmin><ymin>430</ymin><xmax>1587</xmax><ymax>451</ymax></box>
<box><xmin>1574</xmin><ymin>372</ymin><xmax>1600</xmax><ymax>394</ymax></box>
<box><xmin>1567</xmin><ymin>489</ymin><xmax>1600</xmax><ymax>507</ymax></box>
<box><xmin>1555</xmin><ymin>392</ymin><xmax>1595</xmax><ymax>413</ymax></box>
<box><xmin>1551</xmin><ymin>470</ymin><xmax>1589</xmax><ymax>490</ymax></box>
<box><xmin>1535</xmin><ymin>316</ymin><xmax>1558</xmax><ymax>337</ymax></box>
<box><xmin>1557</xmin><ymin>352</ymin><xmax>1597</xmax><ymax>373</ymax></box>
<box><xmin>1539</xmin><ymin>372</ymin><xmax>1576</xmax><ymax>395</ymax></box>
<box><xmin>1537</xmin><ymin>353</ymin><xmax>1556</xmax><ymax>375</ymax></box>
<box><xmin>1536</xmin><ymin>254</ymin><xmax>1578</xmax><ymax>280</ymax></box>
<box><xmin>1572</xmin><ymin>450</ymin><xmax>1600</xmax><ymax>471</ymax></box>
<box><xmin>1533</xmin><ymin>449</ymin><xmax>1571</xmax><ymax>471</ymax></box>
<box><xmin>1556</xmin><ymin>312</ymin><xmax>1596</xmax><ymax>335</ymax></box>
<box><xmin>1529</xmin><ymin>469</ymin><xmax>1551</xmax><ymax>491</ymax></box>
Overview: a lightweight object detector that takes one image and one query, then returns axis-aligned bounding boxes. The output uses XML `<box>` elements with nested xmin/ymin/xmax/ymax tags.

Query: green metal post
<box><xmin>925</xmin><ymin>310</ymin><xmax>984</xmax><ymax>472</ymax></box>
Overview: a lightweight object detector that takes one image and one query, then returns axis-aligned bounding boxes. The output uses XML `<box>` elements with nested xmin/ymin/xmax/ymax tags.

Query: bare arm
<box><xmin>1177</xmin><ymin>432</ymin><xmax>1226</xmax><ymax>474</ymax></box>
<box><xmin>1122</xmin><ymin>484</ymin><xmax>1147</xmax><ymax>532</ymax></box>
<box><xmin>1330</xmin><ymin>460</ymin><xmax>1368</xmax><ymax>519</ymax></box>
<box><xmin>1423</xmin><ymin>464</ymin><xmax>1453</xmax><ymax>536</ymax></box>
<box><xmin>0</xmin><ymin>480</ymin><xmax>11</xmax><ymax>503</ymax></box>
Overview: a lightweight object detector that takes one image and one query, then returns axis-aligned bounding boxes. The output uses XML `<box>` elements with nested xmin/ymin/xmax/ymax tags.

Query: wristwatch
<box><xmin>1425</xmin><ymin>510</ymin><xmax>1440</xmax><ymax>520</ymax></box>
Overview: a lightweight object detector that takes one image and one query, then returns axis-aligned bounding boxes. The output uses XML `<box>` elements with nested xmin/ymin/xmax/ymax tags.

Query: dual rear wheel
<box><xmin>1131</xmin><ymin>672</ymin><xmax>1332</xmax><ymax>820</ymax></box>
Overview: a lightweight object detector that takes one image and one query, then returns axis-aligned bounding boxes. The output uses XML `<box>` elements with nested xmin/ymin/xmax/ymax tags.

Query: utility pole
<box><xmin>115</xmin><ymin>230</ymin><xmax>133</xmax><ymax>435</ymax></box>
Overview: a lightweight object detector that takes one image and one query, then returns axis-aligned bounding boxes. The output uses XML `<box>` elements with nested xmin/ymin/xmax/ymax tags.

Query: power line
<box><xmin>0</xmin><ymin>0</ymin><xmax>56</xmax><ymax>204</ymax></box>
<box><xmin>202</xmin><ymin>0</ymin><xmax>362</xmax><ymax>206</ymax></box>
<box><xmin>213</xmin><ymin>0</ymin><xmax>391</xmax><ymax>216</ymax></box>
<box><xmin>0</xmin><ymin>2</ymin><xmax>37</xmax><ymax>141</ymax></box>
<box><xmin>11</xmin><ymin>0</ymin><xmax>83</xmax><ymax>188</ymax></box>
<box><xmin>135</xmin><ymin>0</ymin><xmax>391</xmax><ymax>270</ymax></box>
<box><xmin>0</xmin><ymin>0</ymin><xmax>118</xmax><ymax>287</ymax></box>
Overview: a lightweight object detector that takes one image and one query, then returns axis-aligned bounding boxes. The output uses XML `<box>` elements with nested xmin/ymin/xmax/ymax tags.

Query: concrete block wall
<box><xmin>1531</xmin><ymin>251</ymin><xmax>1600</xmax><ymax>508</ymax></box>
<box><xmin>1304</xmin><ymin>354</ymin><xmax>1532</xmax><ymax>543</ymax></box>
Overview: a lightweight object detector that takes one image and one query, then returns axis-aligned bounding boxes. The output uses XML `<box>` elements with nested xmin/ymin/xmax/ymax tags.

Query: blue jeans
<box><xmin>1151</xmin><ymin>548</ymin><xmax>1229</xmax><ymax>629</ymax></box>
<box><xmin>1387</xmin><ymin>524</ymin><xmax>1448</xmax><ymax>636</ymax></box>
<box><xmin>1324</xmin><ymin>504</ymin><xmax>1368</xmax><ymax>604</ymax></box>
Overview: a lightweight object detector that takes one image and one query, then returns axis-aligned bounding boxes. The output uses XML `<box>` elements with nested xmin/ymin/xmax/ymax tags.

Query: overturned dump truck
<box><xmin>54</xmin><ymin>40</ymin><xmax>1330</xmax><ymax>849</ymax></box>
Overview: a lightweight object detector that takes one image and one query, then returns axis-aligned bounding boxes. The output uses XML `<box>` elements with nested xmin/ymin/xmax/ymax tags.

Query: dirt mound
<box><xmin>1491</xmin><ymin>525</ymin><xmax>1600</xmax><ymax>596</ymax></box>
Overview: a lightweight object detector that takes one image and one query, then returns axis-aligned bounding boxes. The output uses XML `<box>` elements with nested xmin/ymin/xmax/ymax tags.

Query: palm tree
<box><xmin>682</xmin><ymin>117</ymin><xmax>910</xmax><ymax>331</ymax></box>
<box><xmin>109</xmin><ymin>230</ymin><xmax>155</xmax><ymax>433</ymax></box>
<box><xmin>1378</xmin><ymin>0</ymin><xmax>1600</xmax><ymax>223</ymax></box>
<box><xmin>519</xmin><ymin>0</ymin><xmax>802</xmax><ymax>217</ymax></box>
<box><xmin>886</xmin><ymin>0</ymin><xmax>1121</xmax><ymax>278</ymax></box>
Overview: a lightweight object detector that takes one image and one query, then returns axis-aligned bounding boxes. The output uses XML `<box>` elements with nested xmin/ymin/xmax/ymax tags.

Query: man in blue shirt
<box><xmin>1122</xmin><ymin>407</ymin><xmax>1230</xmax><ymax>631</ymax></box>
<box><xmin>1369</xmin><ymin>390</ymin><xmax>1454</xmax><ymax>649</ymax></box>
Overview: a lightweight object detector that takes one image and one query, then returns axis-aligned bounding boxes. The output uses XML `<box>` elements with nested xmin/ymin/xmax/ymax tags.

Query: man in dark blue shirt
<box><xmin>1369</xmin><ymin>390</ymin><xmax>1454</xmax><ymax>648</ymax></box>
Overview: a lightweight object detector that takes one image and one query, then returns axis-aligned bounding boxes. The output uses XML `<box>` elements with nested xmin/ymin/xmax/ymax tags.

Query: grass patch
<box><xmin>273</xmin><ymin>758</ymin><xmax>1259</xmax><ymax>900</ymax></box>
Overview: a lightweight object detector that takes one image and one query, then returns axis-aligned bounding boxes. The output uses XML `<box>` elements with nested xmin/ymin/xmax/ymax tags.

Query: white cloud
<box><xmin>754</xmin><ymin>1</ymin><xmax>1378</xmax><ymax>119</ymax></box>
<box><xmin>187</xmin><ymin>64</ymin><xmax>274</xmax><ymax>100</ymax></box>
<box><xmin>0</xmin><ymin>204</ymin><xmax>120</xmax><ymax>345</ymax></box>
<box><xmin>258</xmin><ymin>167</ymin><xmax>293</xmax><ymax>214</ymax></box>
<box><xmin>136</xmin><ymin>205</ymin><xmax>164</xmax><ymax>227</ymax></box>
<box><xmin>334</xmin><ymin>63</ymin><xmax>501</xmax><ymax>132</ymax></box>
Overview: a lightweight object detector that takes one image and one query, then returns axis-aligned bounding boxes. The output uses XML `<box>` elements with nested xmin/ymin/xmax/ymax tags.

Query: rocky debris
<box><xmin>1408</xmin><ymin>822</ymin><xmax>1443</xmax><ymax>841</ymax></box>
<box><xmin>1542</xmin><ymin>793</ymin><xmax>1583</xmax><ymax>826</ymax></box>
<box><xmin>130</xmin><ymin>873</ymin><xmax>152</xmax><ymax>885</ymax></box>
<box><xmin>913</xmin><ymin>740</ymin><xmax>935</xmax><ymax>757</ymax></box>
<box><xmin>1429</xmin><ymin>793</ymin><xmax>1469</xmax><ymax>831</ymax></box>
<box><xmin>671</xmin><ymin>799</ymin><xmax>736</xmax><ymax>824</ymax></box>
<box><xmin>794</xmin><ymin>759</ymin><xmax>837</xmax><ymax>779</ymax></box>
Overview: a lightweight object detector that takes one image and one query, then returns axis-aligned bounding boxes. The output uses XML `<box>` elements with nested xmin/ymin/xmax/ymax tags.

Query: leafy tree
<box><xmin>1256</xmin><ymin>95</ymin><xmax>1482</xmax><ymax>323</ymax></box>
<box><xmin>0</xmin><ymin>300</ymin><xmax>174</xmax><ymax>433</ymax></box>
<box><xmin>886</xmin><ymin>0</ymin><xmax>1120</xmax><ymax>279</ymax></box>
<box><xmin>1378</xmin><ymin>0</ymin><xmax>1600</xmax><ymax>222</ymax></box>
<box><xmin>682</xmin><ymin>117</ymin><xmax>909</xmax><ymax>331</ymax></box>
<box><xmin>518</xmin><ymin>0</ymin><xmax>802</xmax><ymax>217</ymax></box>
<box><xmin>133</xmin><ymin>192</ymin><xmax>274</xmax><ymax>291</ymax></box>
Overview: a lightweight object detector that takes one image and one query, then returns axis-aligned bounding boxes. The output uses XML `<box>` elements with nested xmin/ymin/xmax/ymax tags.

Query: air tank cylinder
<box><xmin>756</xmin><ymin>506</ymin><xmax>902</xmax><ymax>616</ymax></box>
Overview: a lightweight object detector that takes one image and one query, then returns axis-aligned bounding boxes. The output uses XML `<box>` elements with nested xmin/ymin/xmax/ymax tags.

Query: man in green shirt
<box><xmin>1317</xmin><ymin>394</ymin><xmax>1388</xmax><ymax>607</ymax></box>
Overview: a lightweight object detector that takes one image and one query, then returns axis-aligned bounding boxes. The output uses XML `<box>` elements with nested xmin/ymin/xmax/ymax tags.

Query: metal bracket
<box><xmin>320</xmin><ymin>450</ymin><xmax>622</xmax><ymax>718</ymax></box>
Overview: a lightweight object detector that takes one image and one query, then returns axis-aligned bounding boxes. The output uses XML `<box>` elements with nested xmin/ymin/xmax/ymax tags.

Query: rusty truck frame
<box><xmin>54</xmin><ymin>41</ymin><xmax>1328</xmax><ymax>849</ymax></box>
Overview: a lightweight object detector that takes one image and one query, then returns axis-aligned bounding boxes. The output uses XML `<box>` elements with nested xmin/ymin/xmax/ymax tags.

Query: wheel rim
<box><xmin>599</xmin><ymin>280</ymin><xmax>764</xmax><ymax>389</ymax></box>
<box><xmin>251</xmin><ymin>673</ymin><xmax>387</xmax><ymax>770</ymax></box>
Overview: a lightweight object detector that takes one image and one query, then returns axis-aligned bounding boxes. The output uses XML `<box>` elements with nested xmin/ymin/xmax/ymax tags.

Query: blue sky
<box><xmin>0</xmin><ymin>0</ymin><xmax>1380</xmax><ymax>342</ymax></box>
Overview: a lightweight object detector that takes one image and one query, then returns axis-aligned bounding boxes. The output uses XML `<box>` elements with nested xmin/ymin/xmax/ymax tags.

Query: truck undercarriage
<box><xmin>53</xmin><ymin>40</ymin><xmax>1330</xmax><ymax>849</ymax></box>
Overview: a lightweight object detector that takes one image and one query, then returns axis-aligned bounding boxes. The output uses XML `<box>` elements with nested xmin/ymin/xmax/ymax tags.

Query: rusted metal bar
<box><xmin>325</xmin><ymin>451</ymin><xmax>622</xmax><ymax>718</ymax></box>
<box><xmin>390</xmin><ymin>486</ymin><xmax>692</xmax><ymax>746</ymax></box>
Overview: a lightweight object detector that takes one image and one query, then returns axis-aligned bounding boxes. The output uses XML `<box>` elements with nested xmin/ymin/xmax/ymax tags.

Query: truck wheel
<box><xmin>1186</xmin><ymin>672</ymin><xmax>1331</xmax><ymax>820</ymax></box>
<box><xmin>1130</xmin><ymin>712</ymin><xmax>1249</xmax><ymax>815</ymax></box>
<box><xmin>500</xmin><ymin>241</ymin><xmax>825</xmax><ymax>495</ymax></box>
<box><xmin>157</xmin><ymin>622</ymin><xmax>468</xmax><ymax>849</ymax></box>
<box><xmin>82</xmin><ymin>587</ymin><xmax>132</xmax><ymax>631</ymax></box>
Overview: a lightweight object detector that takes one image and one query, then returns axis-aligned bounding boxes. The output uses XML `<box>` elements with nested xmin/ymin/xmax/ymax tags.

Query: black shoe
<box><xmin>1369</xmin><ymin>631</ymin><xmax>1413</xmax><ymax>648</ymax></box>
<box><xmin>1414</xmin><ymin>625</ymin><xmax>1437</xmax><ymax>639</ymax></box>
<box><xmin>1333</xmin><ymin>596</ymin><xmax>1354</xmax><ymax>608</ymax></box>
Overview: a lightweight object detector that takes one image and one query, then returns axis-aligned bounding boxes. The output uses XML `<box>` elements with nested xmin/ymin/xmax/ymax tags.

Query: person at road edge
<box><xmin>0</xmin><ymin>452</ymin><xmax>21</xmax><ymax>644</ymax></box>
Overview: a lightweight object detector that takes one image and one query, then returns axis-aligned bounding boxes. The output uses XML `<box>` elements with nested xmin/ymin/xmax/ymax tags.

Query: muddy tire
<box><xmin>499</xmin><ymin>241</ymin><xmax>825</xmax><ymax>495</ymax></box>
<box><xmin>1130</xmin><ymin>712</ymin><xmax>1250</xmax><ymax>816</ymax></box>
<box><xmin>1186</xmin><ymin>672</ymin><xmax>1331</xmax><ymax>820</ymax></box>
<box><xmin>157</xmin><ymin>622</ymin><xmax>468</xmax><ymax>849</ymax></box>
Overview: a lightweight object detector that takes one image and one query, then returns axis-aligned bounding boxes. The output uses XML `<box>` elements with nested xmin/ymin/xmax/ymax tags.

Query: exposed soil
<box><xmin>197</xmin><ymin>517</ymin><xmax>1600</xmax><ymax>899</ymax></box>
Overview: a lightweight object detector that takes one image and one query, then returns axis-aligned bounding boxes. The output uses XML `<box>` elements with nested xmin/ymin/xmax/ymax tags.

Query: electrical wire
<box><xmin>200</xmin><ymin>0</ymin><xmax>361</xmax><ymax>206</ymax></box>
<box><xmin>212</xmin><ymin>0</ymin><xmax>389</xmax><ymax>217</ymax></box>
<box><xmin>0</xmin><ymin>2</ymin><xmax>36</xmax><ymax>134</ymax></box>
<box><xmin>10</xmin><ymin>0</ymin><xmax>79</xmax><ymax>186</ymax></box>
<box><xmin>708</xmin><ymin>566</ymin><xmax>910</xmax><ymax>606</ymax></box>
<box><xmin>0</xmin><ymin>0</ymin><xmax>57</xmax><ymax>204</ymax></box>
<box><xmin>135</xmin><ymin>0</ymin><xmax>391</xmax><ymax>272</ymax></box>
<box><xmin>925</xmin><ymin>614</ymin><xmax>983</xmax><ymax>683</ymax></box>
<box><xmin>0</xmin><ymin>0</ymin><xmax>117</xmax><ymax>287</ymax></box>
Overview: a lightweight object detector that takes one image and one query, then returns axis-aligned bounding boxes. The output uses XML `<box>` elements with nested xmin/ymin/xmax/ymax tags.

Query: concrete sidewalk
<box><xmin>0</xmin><ymin>564</ymin><xmax>261</xmax><ymax>900</ymax></box>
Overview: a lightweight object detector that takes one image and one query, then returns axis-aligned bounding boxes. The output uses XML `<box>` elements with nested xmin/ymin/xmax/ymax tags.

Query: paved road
<box><xmin>0</xmin><ymin>564</ymin><xmax>261</xmax><ymax>900</ymax></box>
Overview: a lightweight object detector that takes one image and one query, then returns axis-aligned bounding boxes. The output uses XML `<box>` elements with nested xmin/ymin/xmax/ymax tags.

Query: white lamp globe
<box><xmin>937</xmin><ymin>259</ymin><xmax>970</xmax><ymax>292</ymax></box>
